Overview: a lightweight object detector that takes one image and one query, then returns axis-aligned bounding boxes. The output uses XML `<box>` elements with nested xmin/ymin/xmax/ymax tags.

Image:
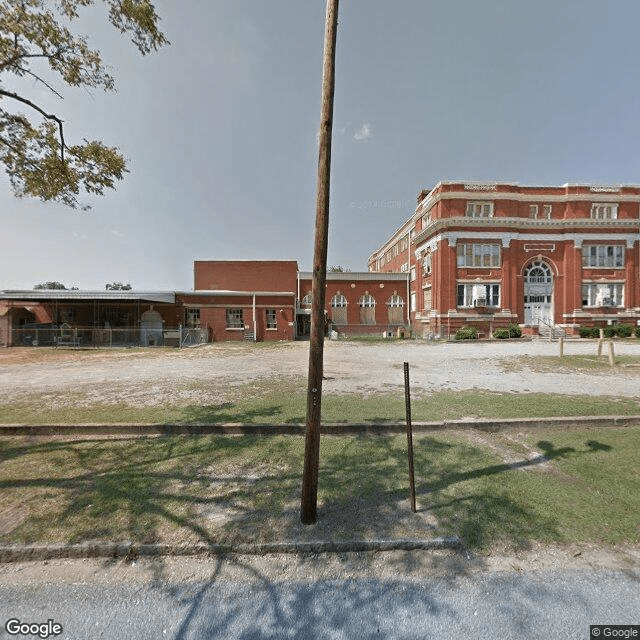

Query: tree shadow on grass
<box><xmin>287</xmin><ymin>435</ymin><xmax>616</xmax><ymax>552</ymax></box>
<box><xmin>0</xmin><ymin>431</ymin><xmax>616</xmax><ymax>555</ymax></box>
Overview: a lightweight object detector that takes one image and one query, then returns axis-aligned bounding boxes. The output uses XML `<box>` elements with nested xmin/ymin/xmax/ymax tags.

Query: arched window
<box><xmin>358</xmin><ymin>293</ymin><xmax>376</xmax><ymax>325</ymax></box>
<box><xmin>330</xmin><ymin>292</ymin><xmax>347</xmax><ymax>325</ymax></box>
<box><xmin>387</xmin><ymin>293</ymin><xmax>404</xmax><ymax>325</ymax></box>
<box><xmin>331</xmin><ymin>293</ymin><xmax>347</xmax><ymax>307</ymax></box>
<box><xmin>301</xmin><ymin>292</ymin><xmax>312</xmax><ymax>306</ymax></box>
<box><xmin>358</xmin><ymin>293</ymin><xmax>376</xmax><ymax>308</ymax></box>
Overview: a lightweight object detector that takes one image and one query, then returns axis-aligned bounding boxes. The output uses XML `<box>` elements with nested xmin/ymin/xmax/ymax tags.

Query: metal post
<box><xmin>404</xmin><ymin>362</ymin><xmax>417</xmax><ymax>513</ymax></box>
<box><xmin>301</xmin><ymin>0</ymin><xmax>339</xmax><ymax>525</ymax></box>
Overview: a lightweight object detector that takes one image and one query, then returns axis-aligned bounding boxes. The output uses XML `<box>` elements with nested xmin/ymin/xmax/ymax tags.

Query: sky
<box><xmin>3</xmin><ymin>0</ymin><xmax>640</xmax><ymax>290</ymax></box>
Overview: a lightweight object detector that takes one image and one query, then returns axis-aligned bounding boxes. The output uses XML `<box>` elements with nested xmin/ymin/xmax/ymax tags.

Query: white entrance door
<box><xmin>524</xmin><ymin>261</ymin><xmax>553</xmax><ymax>326</ymax></box>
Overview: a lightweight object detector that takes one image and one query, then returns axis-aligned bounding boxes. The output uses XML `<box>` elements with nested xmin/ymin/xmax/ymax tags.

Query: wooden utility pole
<box><xmin>300</xmin><ymin>0</ymin><xmax>340</xmax><ymax>525</ymax></box>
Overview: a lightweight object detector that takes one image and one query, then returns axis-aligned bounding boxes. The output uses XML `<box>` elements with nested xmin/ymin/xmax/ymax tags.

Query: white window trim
<box><xmin>581</xmin><ymin>282</ymin><xmax>624</xmax><ymax>308</ymax></box>
<box><xmin>465</xmin><ymin>201</ymin><xmax>494</xmax><ymax>218</ymax></box>
<box><xmin>456</xmin><ymin>282</ymin><xmax>501</xmax><ymax>308</ymax></box>
<box><xmin>456</xmin><ymin>243</ymin><xmax>501</xmax><ymax>268</ymax></box>
<box><xmin>590</xmin><ymin>203</ymin><xmax>618</xmax><ymax>219</ymax></box>
<box><xmin>581</xmin><ymin>245</ymin><xmax>625</xmax><ymax>268</ymax></box>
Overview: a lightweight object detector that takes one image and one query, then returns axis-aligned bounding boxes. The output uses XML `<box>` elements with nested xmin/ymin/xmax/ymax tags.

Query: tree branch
<box><xmin>0</xmin><ymin>89</ymin><xmax>65</xmax><ymax>161</ymax></box>
<box><xmin>13</xmin><ymin>66</ymin><xmax>65</xmax><ymax>100</ymax></box>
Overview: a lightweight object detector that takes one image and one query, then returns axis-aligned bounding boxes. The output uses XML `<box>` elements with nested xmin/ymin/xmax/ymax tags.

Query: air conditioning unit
<box><xmin>382</xmin><ymin>330</ymin><xmax>393</xmax><ymax>338</ymax></box>
<box><xmin>473</xmin><ymin>297</ymin><xmax>487</xmax><ymax>307</ymax></box>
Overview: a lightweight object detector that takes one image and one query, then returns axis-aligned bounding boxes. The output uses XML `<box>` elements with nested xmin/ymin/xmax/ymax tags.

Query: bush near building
<box><xmin>493</xmin><ymin>323</ymin><xmax>523</xmax><ymax>340</ymax></box>
<box><xmin>579</xmin><ymin>324</ymin><xmax>634</xmax><ymax>338</ymax></box>
<box><xmin>455</xmin><ymin>325</ymin><xmax>479</xmax><ymax>340</ymax></box>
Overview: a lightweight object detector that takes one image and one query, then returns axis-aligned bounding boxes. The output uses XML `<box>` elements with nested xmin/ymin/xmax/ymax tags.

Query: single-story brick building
<box><xmin>0</xmin><ymin>260</ymin><xmax>409</xmax><ymax>346</ymax></box>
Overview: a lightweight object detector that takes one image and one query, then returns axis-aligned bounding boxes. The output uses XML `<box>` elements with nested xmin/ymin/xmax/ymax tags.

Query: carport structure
<box><xmin>0</xmin><ymin>290</ymin><xmax>181</xmax><ymax>347</ymax></box>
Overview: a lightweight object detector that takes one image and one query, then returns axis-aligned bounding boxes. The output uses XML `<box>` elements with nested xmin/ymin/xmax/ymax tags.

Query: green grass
<box><xmin>508</xmin><ymin>354</ymin><xmax>640</xmax><ymax>372</ymax></box>
<box><xmin>0</xmin><ymin>427</ymin><xmax>637</xmax><ymax>551</ymax></box>
<box><xmin>2</xmin><ymin>385</ymin><xmax>640</xmax><ymax>425</ymax></box>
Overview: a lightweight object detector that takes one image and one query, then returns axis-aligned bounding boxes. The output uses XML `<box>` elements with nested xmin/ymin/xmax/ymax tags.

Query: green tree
<box><xmin>34</xmin><ymin>281</ymin><xmax>67</xmax><ymax>289</ymax></box>
<box><xmin>0</xmin><ymin>0</ymin><xmax>168</xmax><ymax>208</ymax></box>
<box><xmin>328</xmin><ymin>265</ymin><xmax>351</xmax><ymax>272</ymax></box>
<box><xmin>105</xmin><ymin>281</ymin><xmax>131</xmax><ymax>290</ymax></box>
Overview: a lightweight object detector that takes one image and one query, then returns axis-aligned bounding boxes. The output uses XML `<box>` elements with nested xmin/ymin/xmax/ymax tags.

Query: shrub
<box><xmin>603</xmin><ymin>326</ymin><xmax>617</xmax><ymax>338</ymax></box>
<box><xmin>455</xmin><ymin>325</ymin><xmax>478</xmax><ymax>340</ymax></box>
<box><xmin>507</xmin><ymin>323</ymin><xmax>522</xmax><ymax>338</ymax></box>
<box><xmin>493</xmin><ymin>328</ymin><xmax>510</xmax><ymax>339</ymax></box>
<box><xmin>579</xmin><ymin>326</ymin><xmax>600</xmax><ymax>338</ymax></box>
<box><xmin>616</xmin><ymin>323</ymin><xmax>633</xmax><ymax>338</ymax></box>
<box><xmin>635</xmin><ymin>326</ymin><xmax>640</xmax><ymax>339</ymax></box>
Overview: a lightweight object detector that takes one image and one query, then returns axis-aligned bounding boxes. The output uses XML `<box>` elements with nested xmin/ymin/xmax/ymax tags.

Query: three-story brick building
<box><xmin>368</xmin><ymin>181</ymin><xmax>640</xmax><ymax>338</ymax></box>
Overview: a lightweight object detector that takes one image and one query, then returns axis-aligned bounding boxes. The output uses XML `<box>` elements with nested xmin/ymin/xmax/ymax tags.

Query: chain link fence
<box><xmin>8</xmin><ymin>325</ymin><xmax>208</xmax><ymax>348</ymax></box>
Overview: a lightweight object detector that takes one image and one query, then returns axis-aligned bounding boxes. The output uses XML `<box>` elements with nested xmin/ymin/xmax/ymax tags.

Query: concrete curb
<box><xmin>0</xmin><ymin>537</ymin><xmax>462</xmax><ymax>563</ymax></box>
<box><xmin>0</xmin><ymin>415</ymin><xmax>639</xmax><ymax>436</ymax></box>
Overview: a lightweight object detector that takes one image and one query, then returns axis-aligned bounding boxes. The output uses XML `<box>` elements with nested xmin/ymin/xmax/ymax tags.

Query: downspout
<box><xmin>252</xmin><ymin>294</ymin><xmax>257</xmax><ymax>342</ymax></box>
<box><xmin>407</xmin><ymin>229</ymin><xmax>411</xmax><ymax>326</ymax></box>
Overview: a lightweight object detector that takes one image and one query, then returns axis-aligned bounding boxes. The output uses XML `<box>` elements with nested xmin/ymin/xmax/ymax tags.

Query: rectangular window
<box><xmin>410</xmin><ymin>266</ymin><xmax>416</xmax><ymax>281</ymax></box>
<box><xmin>543</xmin><ymin>204</ymin><xmax>552</xmax><ymax>219</ymax></box>
<box><xmin>185</xmin><ymin>308</ymin><xmax>200</xmax><ymax>327</ymax></box>
<box><xmin>457</xmin><ymin>283</ymin><xmax>500</xmax><ymax>308</ymax></box>
<box><xmin>423</xmin><ymin>288</ymin><xmax>432</xmax><ymax>311</ymax></box>
<box><xmin>410</xmin><ymin>292</ymin><xmax>416</xmax><ymax>312</ymax></box>
<box><xmin>456</xmin><ymin>243</ymin><xmax>501</xmax><ymax>268</ymax></box>
<box><xmin>400</xmin><ymin>262</ymin><xmax>409</xmax><ymax>272</ymax></box>
<box><xmin>226</xmin><ymin>308</ymin><xmax>243</xmax><ymax>329</ymax></box>
<box><xmin>266</xmin><ymin>309</ymin><xmax>277</xmax><ymax>329</ymax></box>
<box><xmin>581</xmin><ymin>245</ymin><xmax>624</xmax><ymax>268</ymax></box>
<box><xmin>582</xmin><ymin>283</ymin><xmax>624</xmax><ymax>307</ymax></box>
<box><xmin>465</xmin><ymin>201</ymin><xmax>493</xmax><ymax>218</ymax></box>
<box><xmin>591</xmin><ymin>203</ymin><xmax>618</xmax><ymax>219</ymax></box>
<box><xmin>529</xmin><ymin>205</ymin><xmax>538</xmax><ymax>219</ymax></box>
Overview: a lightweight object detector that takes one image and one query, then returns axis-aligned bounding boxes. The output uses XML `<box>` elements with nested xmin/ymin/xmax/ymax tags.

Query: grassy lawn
<box><xmin>2</xmin><ymin>384</ymin><xmax>640</xmax><ymax>425</ymax></box>
<box><xmin>0</xmin><ymin>426</ymin><xmax>638</xmax><ymax>551</ymax></box>
<box><xmin>507</xmin><ymin>354</ymin><xmax>640</xmax><ymax>373</ymax></box>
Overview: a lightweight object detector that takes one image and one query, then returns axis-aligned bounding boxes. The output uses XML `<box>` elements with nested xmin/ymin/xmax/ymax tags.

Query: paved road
<box><xmin>1</xmin><ymin>556</ymin><xmax>638</xmax><ymax>639</ymax></box>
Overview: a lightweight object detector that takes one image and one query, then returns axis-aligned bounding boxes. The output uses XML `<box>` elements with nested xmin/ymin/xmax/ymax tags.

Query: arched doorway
<box><xmin>524</xmin><ymin>260</ymin><xmax>553</xmax><ymax>326</ymax></box>
<box><xmin>140</xmin><ymin>309</ymin><xmax>163</xmax><ymax>346</ymax></box>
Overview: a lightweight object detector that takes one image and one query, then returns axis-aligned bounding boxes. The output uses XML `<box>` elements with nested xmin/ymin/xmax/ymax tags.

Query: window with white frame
<box><xmin>456</xmin><ymin>243</ymin><xmax>500</xmax><ymax>267</ymax></box>
<box><xmin>529</xmin><ymin>205</ymin><xmax>538</xmax><ymax>219</ymax></box>
<box><xmin>387</xmin><ymin>293</ymin><xmax>404</xmax><ymax>325</ymax></box>
<box><xmin>543</xmin><ymin>204</ymin><xmax>552</xmax><ymax>219</ymax></box>
<box><xmin>457</xmin><ymin>283</ymin><xmax>500</xmax><ymax>307</ymax></box>
<box><xmin>358</xmin><ymin>293</ymin><xmax>376</xmax><ymax>325</ymax></box>
<box><xmin>423</xmin><ymin>253</ymin><xmax>432</xmax><ymax>275</ymax></box>
<box><xmin>331</xmin><ymin>292</ymin><xmax>347</xmax><ymax>325</ymax></box>
<box><xmin>465</xmin><ymin>201</ymin><xmax>493</xmax><ymax>218</ymax></box>
<box><xmin>226</xmin><ymin>308</ymin><xmax>243</xmax><ymax>329</ymax></box>
<box><xmin>410</xmin><ymin>266</ymin><xmax>416</xmax><ymax>281</ymax></box>
<box><xmin>581</xmin><ymin>245</ymin><xmax>624</xmax><ymax>268</ymax></box>
<box><xmin>266</xmin><ymin>309</ymin><xmax>277</xmax><ymax>329</ymax></box>
<box><xmin>591</xmin><ymin>203</ymin><xmax>618</xmax><ymax>219</ymax></box>
<box><xmin>423</xmin><ymin>288</ymin><xmax>432</xmax><ymax>311</ymax></box>
<box><xmin>185</xmin><ymin>308</ymin><xmax>200</xmax><ymax>328</ymax></box>
<box><xmin>582</xmin><ymin>283</ymin><xmax>624</xmax><ymax>307</ymax></box>
<box><xmin>301</xmin><ymin>292</ymin><xmax>312</xmax><ymax>306</ymax></box>
<box><xmin>400</xmin><ymin>262</ymin><xmax>409</xmax><ymax>272</ymax></box>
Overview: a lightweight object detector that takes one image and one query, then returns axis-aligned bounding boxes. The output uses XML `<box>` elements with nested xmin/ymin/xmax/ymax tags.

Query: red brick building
<box><xmin>368</xmin><ymin>181</ymin><xmax>640</xmax><ymax>338</ymax></box>
<box><xmin>0</xmin><ymin>261</ymin><xmax>409</xmax><ymax>346</ymax></box>
<box><xmin>188</xmin><ymin>261</ymin><xmax>409</xmax><ymax>341</ymax></box>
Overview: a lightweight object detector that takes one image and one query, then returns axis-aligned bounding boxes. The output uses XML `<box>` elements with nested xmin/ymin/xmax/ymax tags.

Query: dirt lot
<box><xmin>2</xmin><ymin>339</ymin><xmax>640</xmax><ymax>408</ymax></box>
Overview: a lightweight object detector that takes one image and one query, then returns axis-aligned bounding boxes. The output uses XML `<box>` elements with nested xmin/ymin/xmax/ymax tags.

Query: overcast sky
<box><xmin>3</xmin><ymin>1</ymin><xmax>640</xmax><ymax>290</ymax></box>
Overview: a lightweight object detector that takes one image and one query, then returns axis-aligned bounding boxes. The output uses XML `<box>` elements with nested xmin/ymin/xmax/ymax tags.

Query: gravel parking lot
<box><xmin>1</xmin><ymin>339</ymin><xmax>640</xmax><ymax>407</ymax></box>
